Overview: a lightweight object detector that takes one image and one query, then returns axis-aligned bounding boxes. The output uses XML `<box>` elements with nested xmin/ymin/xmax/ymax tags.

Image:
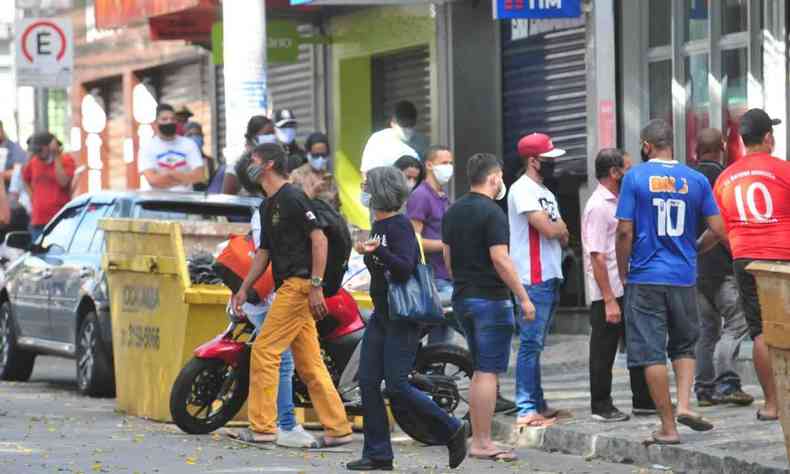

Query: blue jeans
<box><xmin>359</xmin><ymin>313</ymin><xmax>462</xmax><ymax>461</ymax></box>
<box><xmin>427</xmin><ymin>279</ymin><xmax>454</xmax><ymax>345</ymax></box>
<box><xmin>30</xmin><ymin>225</ymin><xmax>44</xmax><ymax>243</ymax></box>
<box><xmin>247</xmin><ymin>303</ymin><xmax>297</xmax><ymax>431</ymax></box>
<box><xmin>516</xmin><ymin>279</ymin><xmax>560</xmax><ymax>416</ymax></box>
<box><xmin>453</xmin><ymin>298</ymin><xmax>515</xmax><ymax>373</ymax></box>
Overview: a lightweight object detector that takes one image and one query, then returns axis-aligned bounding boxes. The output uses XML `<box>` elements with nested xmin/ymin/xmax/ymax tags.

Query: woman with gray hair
<box><xmin>348</xmin><ymin>166</ymin><xmax>467</xmax><ymax>471</ymax></box>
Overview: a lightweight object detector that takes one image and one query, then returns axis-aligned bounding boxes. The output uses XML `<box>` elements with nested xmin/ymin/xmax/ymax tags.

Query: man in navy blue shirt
<box><xmin>615</xmin><ymin>119</ymin><xmax>727</xmax><ymax>445</ymax></box>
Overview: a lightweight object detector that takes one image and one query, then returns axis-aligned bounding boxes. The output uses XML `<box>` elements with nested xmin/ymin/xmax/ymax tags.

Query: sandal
<box><xmin>309</xmin><ymin>434</ymin><xmax>354</xmax><ymax>450</ymax></box>
<box><xmin>229</xmin><ymin>428</ymin><xmax>276</xmax><ymax>444</ymax></box>
<box><xmin>642</xmin><ymin>431</ymin><xmax>681</xmax><ymax>446</ymax></box>
<box><xmin>469</xmin><ymin>450</ymin><xmax>518</xmax><ymax>462</ymax></box>
<box><xmin>676</xmin><ymin>414</ymin><xmax>714</xmax><ymax>432</ymax></box>
<box><xmin>757</xmin><ymin>410</ymin><xmax>779</xmax><ymax>421</ymax></box>
<box><xmin>517</xmin><ymin>415</ymin><xmax>556</xmax><ymax>428</ymax></box>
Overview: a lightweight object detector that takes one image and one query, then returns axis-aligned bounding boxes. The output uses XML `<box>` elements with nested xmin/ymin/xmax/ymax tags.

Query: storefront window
<box><xmin>685</xmin><ymin>0</ymin><xmax>709</xmax><ymax>41</ymax></box>
<box><xmin>685</xmin><ymin>54</ymin><xmax>709</xmax><ymax>164</ymax></box>
<box><xmin>648</xmin><ymin>0</ymin><xmax>671</xmax><ymax>48</ymax></box>
<box><xmin>722</xmin><ymin>0</ymin><xmax>748</xmax><ymax>35</ymax></box>
<box><xmin>723</xmin><ymin>48</ymin><xmax>749</xmax><ymax>163</ymax></box>
<box><xmin>649</xmin><ymin>60</ymin><xmax>672</xmax><ymax>124</ymax></box>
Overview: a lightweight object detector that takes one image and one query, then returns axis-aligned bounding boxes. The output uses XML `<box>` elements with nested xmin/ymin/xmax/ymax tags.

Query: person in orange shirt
<box><xmin>706</xmin><ymin>108</ymin><xmax>788</xmax><ymax>422</ymax></box>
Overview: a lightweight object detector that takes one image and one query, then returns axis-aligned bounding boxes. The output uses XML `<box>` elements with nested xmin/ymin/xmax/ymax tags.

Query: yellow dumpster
<box><xmin>747</xmin><ymin>262</ymin><xmax>790</xmax><ymax>462</ymax></box>
<box><xmin>100</xmin><ymin>218</ymin><xmax>248</xmax><ymax>422</ymax></box>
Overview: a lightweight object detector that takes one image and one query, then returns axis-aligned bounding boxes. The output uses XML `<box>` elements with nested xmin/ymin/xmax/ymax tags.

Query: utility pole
<box><xmin>222</xmin><ymin>0</ymin><xmax>268</xmax><ymax>166</ymax></box>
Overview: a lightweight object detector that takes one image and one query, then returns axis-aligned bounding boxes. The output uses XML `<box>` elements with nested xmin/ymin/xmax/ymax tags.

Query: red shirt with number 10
<box><xmin>713</xmin><ymin>152</ymin><xmax>790</xmax><ymax>261</ymax></box>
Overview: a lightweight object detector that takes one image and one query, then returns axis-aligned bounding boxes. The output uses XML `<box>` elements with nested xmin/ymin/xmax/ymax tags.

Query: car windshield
<box><xmin>133</xmin><ymin>201</ymin><xmax>253</xmax><ymax>223</ymax></box>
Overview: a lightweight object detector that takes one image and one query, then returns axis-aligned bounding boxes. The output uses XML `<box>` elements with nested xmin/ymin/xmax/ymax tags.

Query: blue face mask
<box><xmin>256</xmin><ymin>134</ymin><xmax>277</xmax><ymax>145</ymax></box>
<box><xmin>188</xmin><ymin>135</ymin><xmax>204</xmax><ymax>150</ymax></box>
<box><xmin>307</xmin><ymin>153</ymin><xmax>328</xmax><ymax>171</ymax></box>
<box><xmin>247</xmin><ymin>163</ymin><xmax>264</xmax><ymax>182</ymax></box>
<box><xmin>360</xmin><ymin>191</ymin><xmax>372</xmax><ymax>208</ymax></box>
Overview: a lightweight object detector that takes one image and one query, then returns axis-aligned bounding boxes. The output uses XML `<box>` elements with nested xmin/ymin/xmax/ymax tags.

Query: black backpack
<box><xmin>311</xmin><ymin>199</ymin><xmax>351</xmax><ymax>296</ymax></box>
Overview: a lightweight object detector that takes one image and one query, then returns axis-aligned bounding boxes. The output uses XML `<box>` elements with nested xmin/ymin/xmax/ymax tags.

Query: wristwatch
<box><xmin>310</xmin><ymin>276</ymin><xmax>323</xmax><ymax>288</ymax></box>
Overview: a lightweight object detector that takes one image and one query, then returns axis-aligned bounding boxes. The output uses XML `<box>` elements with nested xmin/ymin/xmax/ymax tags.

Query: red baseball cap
<box><xmin>518</xmin><ymin>133</ymin><xmax>566</xmax><ymax>159</ymax></box>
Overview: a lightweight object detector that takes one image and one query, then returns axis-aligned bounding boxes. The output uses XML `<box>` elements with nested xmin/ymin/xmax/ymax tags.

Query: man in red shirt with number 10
<box><xmin>712</xmin><ymin>108</ymin><xmax>787</xmax><ymax>422</ymax></box>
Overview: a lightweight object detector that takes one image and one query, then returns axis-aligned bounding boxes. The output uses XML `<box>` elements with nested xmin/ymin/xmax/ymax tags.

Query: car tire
<box><xmin>76</xmin><ymin>312</ymin><xmax>115</xmax><ymax>397</ymax></box>
<box><xmin>0</xmin><ymin>301</ymin><xmax>36</xmax><ymax>382</ymax></box>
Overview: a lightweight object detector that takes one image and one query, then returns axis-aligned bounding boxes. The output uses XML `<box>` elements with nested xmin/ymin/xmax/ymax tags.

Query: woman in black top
<box><xmin>347</xmin><ymin>166</ymin><xmax>467</xmax><ymax>472</ymax></box>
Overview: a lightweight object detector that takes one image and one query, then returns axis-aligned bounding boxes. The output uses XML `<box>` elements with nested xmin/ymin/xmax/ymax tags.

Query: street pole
<box><xmin>222</xmin><ymin>0</ymin><xmax>268</xmax><ymax>168</ymax></box>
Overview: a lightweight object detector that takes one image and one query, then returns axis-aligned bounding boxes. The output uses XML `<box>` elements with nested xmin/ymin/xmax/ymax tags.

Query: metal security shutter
<box><xmin>103</xmin><ymin>80</ymin><xmax>125</xmax><ymax>190</ymax></box>
<box><xmin>269</xmin><ymin>25</ymin><xmax>317</xmax><ymax>145</ymax></box>
<box><xmin>371</xmin><ymin>46</ymin><xmax>431</xmax><ymax>138</ymax></box>
<box><xmin>502</xmin><ymin>22</ymin><xmax>587</xmax><ymax>183</ymax></box>
<box><xmin>214</xmin><ymin>64</ymin><xmax>226</xmax><ymax>158</ymax></box>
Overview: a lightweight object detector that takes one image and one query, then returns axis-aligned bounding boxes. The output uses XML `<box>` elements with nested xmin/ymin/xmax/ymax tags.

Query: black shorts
<box><xmin>624</xmin><ymin>284</ymin><xmax>699</xmax><ymax>368</ymax></box>
<box><xmin>733</xmin><ymin>259</ymin><xmax>763</xmax><ymax>340</ymax></box>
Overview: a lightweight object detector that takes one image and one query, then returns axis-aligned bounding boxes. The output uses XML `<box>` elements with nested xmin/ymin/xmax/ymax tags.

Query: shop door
<box><xmin>502</xmin><ymin>20</ymin><xmax>587</xmax><ymax>186</ymax></box>
<box><xmin>371</xmin><ymin>46</ymin><xmax>431</xmax><ymax>139</ymax></box>
<box><xmin>103</xmin><ymin>80</ymin><xmax>125</xmax><ymax>190</ymax></box>
<box><xmin>502</xmin><ymin>19</ymin><xmax>587</xmax><ymax>307</ymax></box>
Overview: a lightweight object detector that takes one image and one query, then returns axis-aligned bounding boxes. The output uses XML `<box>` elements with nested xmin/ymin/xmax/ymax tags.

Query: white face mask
<box><xmin>256</xmin><ymin>134</ymin><xmax>277</xmax><ymax>145</ymax></box>
<box><xmin>275</xmin><ymin>127</ymin><xmax>296</xmax><ymax>145</ymax></box>
<box><xmin>432</xmin><ymin>164</ymin><xmax>454</xmax><ymax>186</ymax></box>
<box><xmin>393</xmin><ymin>124</ymin><xmax>415</xmax><ymax>143</ymax></box>
<box><xmin>495</xmin><ymin>180</ymin><xmax>507</xmax><ymax>201</ymax></box>
<box><xmin>406</xmin><ymin>178</ymin><xmax>417</xmax><ymax>189</ymax></box>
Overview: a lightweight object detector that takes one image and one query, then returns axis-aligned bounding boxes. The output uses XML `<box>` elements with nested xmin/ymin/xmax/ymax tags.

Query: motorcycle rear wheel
<box><xmin>170</xmin><ymin>358</ymin><xmax>249</xmax><ymax>434</ymax></box>
<box><xmin>393</xmin><ymin>343</ymin><xmax>474</xmax><ymax>446</ymax></box>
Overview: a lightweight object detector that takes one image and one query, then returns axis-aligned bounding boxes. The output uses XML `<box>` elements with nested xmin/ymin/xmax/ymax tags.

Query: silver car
<box><xmin>0</xmin><ymin>191</ymin><xmax>258</xmax><ymax>396</ymax></box>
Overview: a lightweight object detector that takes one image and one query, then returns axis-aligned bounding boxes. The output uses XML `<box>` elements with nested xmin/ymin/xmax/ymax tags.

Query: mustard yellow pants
<box><xmin>248</xmin><ymin>277</ymin><xmax>351</xmax><ymax>437</ymax></box>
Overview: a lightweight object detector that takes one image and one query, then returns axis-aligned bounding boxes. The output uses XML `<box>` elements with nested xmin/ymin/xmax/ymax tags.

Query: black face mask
<box><xmin>640</xmin><ymin>146</ymin><xmax>650</xmax><ymax>162</ymax></box>
<box><xmin>159</xmin><ymin>123</ymin><xmax>177</xmax><ymax>137</ymax></box>
<box><xmin>538</xmin><ymin>160</ymin><xmax>555</xmax><ymax>181</ymax></box>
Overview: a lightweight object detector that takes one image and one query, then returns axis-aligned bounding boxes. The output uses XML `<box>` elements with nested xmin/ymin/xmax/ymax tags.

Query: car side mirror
<box><xmin>5</xmin><ymin>231</ymin><xmax>32</xmax><ymax>251</ymax></box>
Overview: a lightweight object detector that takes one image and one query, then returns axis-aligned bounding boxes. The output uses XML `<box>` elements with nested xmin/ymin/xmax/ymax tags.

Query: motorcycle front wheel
<box><xmin>170</xmin><ymin>357</ymin><xmax>249</xmax><ymax>434</ymax></box>
<box><xmin>392</xmin><ymin>343</ymin><xmax>474</xmax><ymax>446</ymax></box>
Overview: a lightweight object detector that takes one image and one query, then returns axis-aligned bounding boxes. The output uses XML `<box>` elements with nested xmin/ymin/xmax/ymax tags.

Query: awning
<box><xmin>95</xmin><ymin>0</ymin><xmax>217</xmax><ymax>30</ymax></box>
<box><xmin>148</xmin><ymin>0</ymin><xmax>218</xmax><ymax>42</ymax></box>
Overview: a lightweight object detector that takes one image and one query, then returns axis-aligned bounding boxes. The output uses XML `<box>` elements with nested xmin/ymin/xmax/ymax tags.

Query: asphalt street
<box><xmin>0</xmin><ymin>356</ymin><xmax>672</xmax><ymax>474</ymax></box>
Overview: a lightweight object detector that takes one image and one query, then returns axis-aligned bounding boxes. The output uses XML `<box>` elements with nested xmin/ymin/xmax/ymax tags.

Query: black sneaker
<box><xmin>592</xmin><ymin>407</ymin><xmax>630</xmax><ymax>422</ymax></box>
<box><xmin>632</xmin><ymin>406</ymin><xmax>658</xmax><ymax>417</ymax></box>
<box><xmin>495</xmin><ymin>393</ymin><xmax>516</xmax><ymax>413</ymax></box>
<box><xmin>447</xmin><ymin>421</ymin><xmax>469</xmax><ymax>469</ymax></box>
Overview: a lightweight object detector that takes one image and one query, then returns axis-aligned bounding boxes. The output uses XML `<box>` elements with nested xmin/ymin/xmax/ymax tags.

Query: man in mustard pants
<box><xmin>231</xmin><ymin>143</ymin><xmax>352</xmax><ymax>448</ymax></box>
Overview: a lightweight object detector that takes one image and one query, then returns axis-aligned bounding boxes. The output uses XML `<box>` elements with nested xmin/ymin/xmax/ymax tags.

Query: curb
<box><xmin>490</xmin><ymin>415</ymin><xmax>789</xmax><ymax>474</ymax></box>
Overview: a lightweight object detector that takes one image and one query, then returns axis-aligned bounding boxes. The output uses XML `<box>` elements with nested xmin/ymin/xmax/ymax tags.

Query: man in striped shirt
<box><xmin>507</xmin><ymin>133</ymin><xmax>570</xmax><ymax>427</ymax></box>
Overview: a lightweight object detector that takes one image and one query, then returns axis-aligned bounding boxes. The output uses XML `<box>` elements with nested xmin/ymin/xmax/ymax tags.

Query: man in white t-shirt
<box><xmin>507</xmin><ymin>133</ymin><xmax>569</xmax><ymax>428</ymax></box>
<box><xmin>359</xmin><ymin>101</ymin><xmax>428</xmax><ymax>177</ymax></box>
<box><xmin>138</xmin><ymin>103</ymin><xmax>205</xmax><ymax>192</ymax></box>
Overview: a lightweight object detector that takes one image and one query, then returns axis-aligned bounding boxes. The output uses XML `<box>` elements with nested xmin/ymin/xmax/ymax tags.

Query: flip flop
<box><xmin>517</xmin><ymin>416</ymin><xmax>556</xmax><ymax>428</ymax></box>
<box><xmin>642</xmin><ymin>431</ymin><xmax>681</xmax><ymax>447</ymax></box>
<box><xmin>469</xmin><ymin>450</ymin><xmax>518</xmax><ymax>462</ymax></box>
<box><xmin>309</xmin><ymin>435</ymin><xmax>354</xmax><ymax>451</ymax></box>
<box><xmin>757</xmin><ymin>411</ymin><xmax>779</xmax><ymax>421</ymax></box>
<box><xmin>676</xmin><ymin>414</ymin><xmax>714</xmax><ymax>432</ymax></box>
<box><xmin>228</xmin><ymin>428</ymin><xmax>277</xmax><ymax>446</ymax></box>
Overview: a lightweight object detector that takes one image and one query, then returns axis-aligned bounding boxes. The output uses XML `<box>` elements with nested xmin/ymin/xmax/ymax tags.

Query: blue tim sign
<box><xmin>290</xmin><ymin>0</ymin><xmax>314</xmax><ymax>4</ymax></box>
<box><xmin>494</xmin><ymin>0</ymin><xmax>582</xmax><ymax>19</ymax></box>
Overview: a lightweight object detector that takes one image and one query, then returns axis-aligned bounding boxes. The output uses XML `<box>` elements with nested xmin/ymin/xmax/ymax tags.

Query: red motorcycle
<box><xmin>169</xmin><ymin>288</ymin><xmax>473</xmax><ymax>445</ymax></box>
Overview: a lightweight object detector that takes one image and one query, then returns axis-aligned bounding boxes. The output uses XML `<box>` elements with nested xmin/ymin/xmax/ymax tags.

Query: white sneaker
<box><xmin>276</xmin><ymin>425</ymin><xmax>317</xmax><ymax>448</ymax></box>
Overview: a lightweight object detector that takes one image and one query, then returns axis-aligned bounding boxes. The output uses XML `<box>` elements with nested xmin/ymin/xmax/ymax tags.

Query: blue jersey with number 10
<box><xmin>615</xmin><ymin>160</ymin><xmax>720</xmax><ymax>286</ymax></box>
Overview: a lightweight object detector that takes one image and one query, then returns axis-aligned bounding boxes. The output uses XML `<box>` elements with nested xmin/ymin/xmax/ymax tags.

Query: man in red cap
<box><xmin>508</xmin><ymin>133</ymin><xmax>570</xmax><ymax>427</ymax></box>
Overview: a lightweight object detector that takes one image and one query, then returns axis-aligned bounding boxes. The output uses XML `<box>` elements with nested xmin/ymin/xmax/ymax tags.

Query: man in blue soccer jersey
<box><xmin>615</xmin><ymin>119</ymin><xmax>728</xmax><ymax>445</ymax></box>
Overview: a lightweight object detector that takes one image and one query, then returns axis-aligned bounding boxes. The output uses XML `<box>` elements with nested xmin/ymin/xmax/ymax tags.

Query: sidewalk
<box><xmin>493</xmin><ymin>335</ymin><xmax>789</xmax><ymax>473</ymax></box>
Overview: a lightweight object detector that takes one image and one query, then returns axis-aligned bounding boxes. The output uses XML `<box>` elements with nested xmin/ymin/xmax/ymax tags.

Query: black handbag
<box><xmin>386</xmin><ymin>235</ymin><xmax>445</xmax><ymax>325</ymax></box>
